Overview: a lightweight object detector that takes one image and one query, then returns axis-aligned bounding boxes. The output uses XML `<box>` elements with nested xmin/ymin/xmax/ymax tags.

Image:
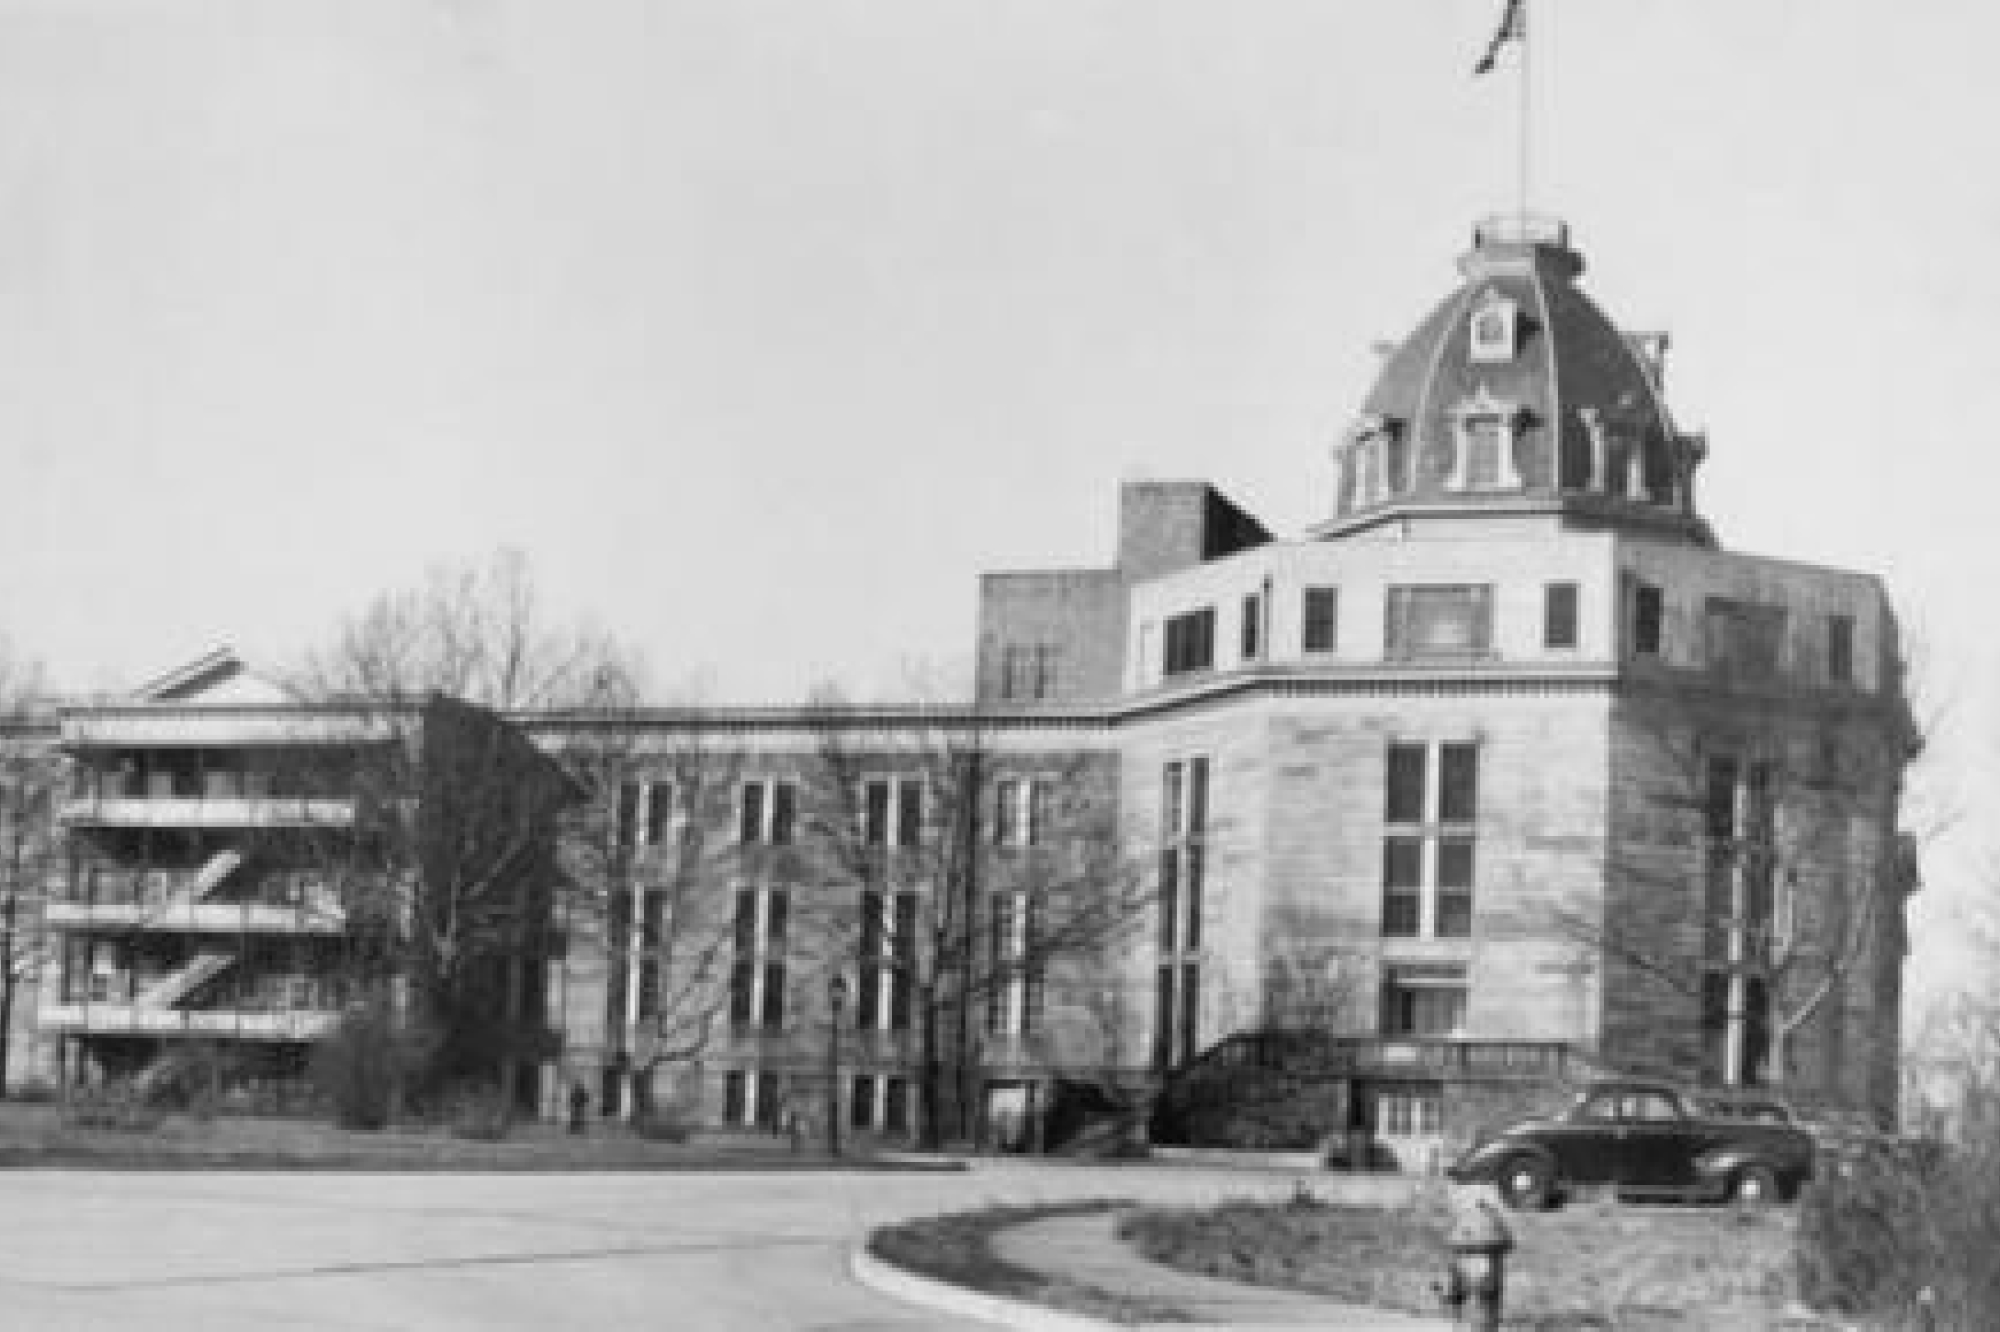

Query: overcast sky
<box><xmin>2</xmin><ymin>0</ymin><xmax>1995</xmax><ymax>1017</ymax></box>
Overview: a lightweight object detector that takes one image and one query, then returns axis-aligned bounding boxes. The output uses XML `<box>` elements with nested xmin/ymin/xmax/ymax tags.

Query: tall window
<box><xmin>1701</xmin><ymin>755</ymin><xmax>1774</xmax><ymax>1085</ymax></box>
<box><xmin>993</xmin><ymin>777</ymin><xmax>1049</xmax><ymax>849</ymax></box>
<box><xmin>1302</xmin><ymin>586</ymin><xmax>1339</xmax><ymax>654</ymax></box>
<box><xmin>986</xmin><ymin>891</ymin><xmax>1044</xmax><ymax>1039</ymax></box>
<box><xmin>643</xmin><ymin>781</ymin><xmax>674</xmax><ymax>846</ymax></box>
<box><xmin>1380</xmin><ymin>742</ymin><xmax>1478</xmax><ymax>939</ymax></box>
<box><xmin>1827</xmin><ymin>614</ymin><xmax>1854</xmax><ymax>686</ymax></box>
<box><xmin>1386</xmin><ymin>586</ymin><xmax>1493</xmax><ymax>660</ymax></box>
<box><xmin>1163</xmin><ymin>607</ymin><xmax>1216</xmax><ymax>677</ymax></box>
<box><xmin>722</xmin><ymin>1069</ymin><xmax>781</xmax><ymax>1129</ymax></box>
<box><xmin>1543</xmin><ymin>582</ymin><xmax>1579</xmax><ymax>650</ymax></box>
<box><xmin>1633</xmin><ymin>582</ymin><xmax>1664</xmax><ymax>657</ymax></box>
<box><xmin>739</xmin><ymin>779</ymin><xmax>797</xmax><ymax>845</ymax></box>
<box><xmin>615</xmin><ymin>782</ymin><xmax>641</xmax><ymax>849</ymax></box>
<box><xmin>863</xmin><ymin>777</ymin><xmax>924</xmax><ymax>849</ymax></box>
<box><xmin>1155</xmin><ymin>757</ymin><xmax>1207</xmax><ymax>1068</ymax></box>
<box><xmin>729</xmin><ymin>887</ymin><xmax>788</xmax><ymax>1030</ymax></box>
<box><xmin>857</xmin><ymin>889</ymin><xmax>916</xmax><ymax>1033</ymax></box>
<box><xmin>1240</xmin><ymin>592</ymin><xmax>1262</xmax><ymax>662</ymax></box>
<box><xmin>635</xmin><ymin>887</ymin><xmax>665</xmax><ymax>1019</ymax></box>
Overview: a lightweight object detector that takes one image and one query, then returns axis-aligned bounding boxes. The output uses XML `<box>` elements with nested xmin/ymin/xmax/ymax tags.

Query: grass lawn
<box><xmin>869</xmin><ymin>1199</ymin><xmax>1185</xmax><ymax>1325</ymax></box>
<box><xmin>0</xmin><ymin>1100</ymin><xmax>961</xmax><ymax>1172</ymax></box>
<box><xmin>1121</xmin><ymin>1185</ymin><xmax>1853</xmax><ymax>1329</ymax></box>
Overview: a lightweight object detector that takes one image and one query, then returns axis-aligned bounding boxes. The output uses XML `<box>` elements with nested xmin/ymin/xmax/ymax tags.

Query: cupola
<box><xmin>1319</xmin><ymin>215</ymin><xmax>1713</xmax><ymax>547</ymax></box>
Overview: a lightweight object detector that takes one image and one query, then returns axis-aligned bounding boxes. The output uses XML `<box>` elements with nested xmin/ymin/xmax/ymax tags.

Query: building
<box><xmin>41</xmin><ymin>650</ymin><xmax>571</xmax><ymax>1110</ymax></box>
<box><xmin>8</xmin><ymin>216</ymin><xmax>1920</xmax><ymax>1159</ymax></box>
<box><xmin>969</xmin><ymin>215</ymin><xmax>1918</xmax><ymax>1156</ymax></box>
<box><xmin>536</xmin><ymin>215</ymin><xmax>1916</xmax><ymax>1159</ymax></box>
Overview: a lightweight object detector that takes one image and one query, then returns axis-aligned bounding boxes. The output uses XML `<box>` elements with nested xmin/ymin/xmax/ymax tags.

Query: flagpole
<box><xmin>1517</xmin><ymin>0</ymin><xmax>1531</xmax><ymax>226</ymax></box>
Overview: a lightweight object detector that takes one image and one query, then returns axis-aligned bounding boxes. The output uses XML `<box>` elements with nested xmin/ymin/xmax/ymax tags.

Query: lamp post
<box><xmin>825</xmin><ymin>972</ymin><xmax>849</xmax><ymax>1158</ymax></box>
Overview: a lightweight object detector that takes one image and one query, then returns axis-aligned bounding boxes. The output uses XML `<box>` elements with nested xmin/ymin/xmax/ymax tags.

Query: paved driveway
<box><xmin>0</xmin><ymin>1164</ymin><xmax>1407</xmax><ymax>1331</ymax></box>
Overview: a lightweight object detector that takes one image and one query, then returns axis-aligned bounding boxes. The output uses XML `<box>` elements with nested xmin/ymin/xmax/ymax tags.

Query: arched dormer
<box><xmin>1445</xmin><ymin>385</ymin><xmax>1528</xmax><ymax>492</ymax></box>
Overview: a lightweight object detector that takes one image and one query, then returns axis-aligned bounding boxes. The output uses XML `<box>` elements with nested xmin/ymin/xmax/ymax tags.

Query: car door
<box><xmin>1548</xmin><ymin>1089</ymin><xmax>1622</xmax><ymax>1185</ymax></box>
<box><xmin>1617</xmin><ymin>1090</ymin><xmax>1700</xmax><ymax>1193</ymax></box>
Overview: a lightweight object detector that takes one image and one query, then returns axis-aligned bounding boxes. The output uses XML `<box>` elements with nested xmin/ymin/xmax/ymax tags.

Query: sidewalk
<box><xmin>856</xmin><ymin>1206</ymin><xmax>1454</xmax><ymax>1331</ymax></box>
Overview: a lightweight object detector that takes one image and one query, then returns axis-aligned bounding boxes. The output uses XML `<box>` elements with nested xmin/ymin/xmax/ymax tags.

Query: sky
<box><xmin>1</xmin><ymin>0</ymin><xmax>1996</xmax><ymax>1020</ymax></box>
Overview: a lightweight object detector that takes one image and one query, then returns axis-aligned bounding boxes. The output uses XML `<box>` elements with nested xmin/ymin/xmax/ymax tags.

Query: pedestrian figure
<box><xmin>568</xmin><ymin>1080</ymin><xmax>589</xmax><ymax>1135</ymax></box>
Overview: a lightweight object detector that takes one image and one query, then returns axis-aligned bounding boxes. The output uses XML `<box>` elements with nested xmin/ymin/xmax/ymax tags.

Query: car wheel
<box><xmin>1497</xmin><ymin>1154</ymin><xmax>1554</xmax><ymax>1210</ymax></box>
<box><xmin>1730</xmin><ymin>1164</ymin><xmax>1780</xmax><ymax>1207</ymax></box>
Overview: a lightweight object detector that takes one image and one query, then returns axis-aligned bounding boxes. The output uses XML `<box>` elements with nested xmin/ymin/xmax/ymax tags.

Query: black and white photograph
<box><xmin>0</xmin><ymin>2</ymin><xmax>1993</xmax><ymax>1328</ymax></box>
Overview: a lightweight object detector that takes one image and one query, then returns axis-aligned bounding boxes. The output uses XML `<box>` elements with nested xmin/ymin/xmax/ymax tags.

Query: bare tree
<box><xmin>1550</xmin><ymin>696</ymin><xmax>1920</xmax><ymax>1107</ymax></box>
<box><xmin>546</xmin><ymin>703</ymin><xmax>748</xmax><ymax>1119</ymax></box>
<box><xmin>801</xmin><ymin>685</ymin><xmax>1148</xmax><ymax>1149</ymax></box>
<box><xmin>0</xmin><ymin>642</ymin><xmax>59</xmax><ymax>1095</ymax></box>
<box><xmin>293</xmin><ymin>550</ymin><xmax>643</xmax><ymax>1105</ymax></box>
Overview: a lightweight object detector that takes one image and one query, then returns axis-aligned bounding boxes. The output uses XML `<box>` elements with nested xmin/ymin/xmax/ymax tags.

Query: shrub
<box><xmin>139</xmin><ymin>1042</ymin><xmax>229</xmax><ymax>1117</ymax></box>
<box><xmin>10</xmin><ymin>1078</ymin><xmax>58</xmax><ymax>1104</ymax></box>
<box><xmin>60</xmin><ymin>1082</ymin><xmax>165</xmax><ymax>1133</ymax></box>
<box><xmin>1797</xmin><ymin>1134</ymin><xmax>1999</xmax><ymax>1327</ymax></box>
<box><xmin>310</xmin><ymin>999</ymin><xmax>406</xmax><ymax>1130</ymax></box>
<box><xmin>443</xmin><ymin>1083</ymin><xmax>513</xmax><ymax>1141</ymax></box>
<box><xmin>631</xmin><ymin>1105</ymin><xmax>696</xmax><ymax>1143</ymax></box>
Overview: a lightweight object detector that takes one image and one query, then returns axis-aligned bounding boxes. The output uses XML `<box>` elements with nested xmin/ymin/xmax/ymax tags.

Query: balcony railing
<box><xmin>38</xmin><ymin>1004</ymin><xmax>339</xmax><ymax>1040</ymax></box>
<box><xmin>59</xmin><ymin>796</ymin><xmax>358</xmax><ymax>828</ymax></box>
<box><xmin>45</xmin><ymin>901</ymin><xmax>346</xmax><ymax>934</ymax></box>
<box><xmin>1193</xmin><ymin>1032</ymin><xmax>1581</xmax><ymax>1082</ymax></box>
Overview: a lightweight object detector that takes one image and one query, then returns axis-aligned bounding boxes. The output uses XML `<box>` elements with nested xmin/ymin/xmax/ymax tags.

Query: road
<box><xmin>0</xmin><ymin>1162</ymin><xmax>1388</xmax><ymax>1330</ymax></box>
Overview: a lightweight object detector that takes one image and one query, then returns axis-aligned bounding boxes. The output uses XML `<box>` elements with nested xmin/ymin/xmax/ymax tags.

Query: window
<box><xmin>1704</xmin><ymin>598</ymin><xmax>1787</xmax><ymax>682</ymax></box>
<box><xmin>1163</xmin><ymin>607</ymin><xmax>1216</xmax><ymax>677</ymax></box>
<box><xmin>722</xmin><ymin>1069</ymin><xmax>782</xmax><ymax>1129</ymax></box>
<box><xmin>1633</xmin><ymin>582</ymin><xmax>1664</xmax><ymax>657</ymax></box>
<box><xmin>1701</xmin><ymin>754</ymin><xmax>1776</xmax><ymax>1086</ymax></box>
<box><xmin>729</xmin><ymin>888</ymin><xmax>788</xmax><ymax>1030</ymax></box>
<box><xmin>848</xmin><ymin>1075</ymin><xmax>909</xmax><ymax>1134</ymax></box>
<box><xmin>1240</xmin><ymin>593</ymin><xmax>1262</xmax><ymax>662</ymax></box>
<box><xmin>636</xmin><ymin>888</ymin><xmax>665</xmax><ymax>1018</ymax></box>
<box><xmin>1385</xmin><ymin>586</ymin><xmax>1493</xmax><ymax>660</ymax></box>
<box><xmin>993</xmin><ymin>777</ymin><xmax>1049</xmax><ymax>849</ymax></box>
<box><xmin>986</xmin><ymin>892</ymin><xmax>1044</xmax><ymax>1039</ymax></box>
<box><xmin>1827</xmin><ymin>614</ymin><xmax>1854</xmax><ymax>685</ymax></box>
<box><xmin>615</xmin><ymin>782</ymin><xmax>641</xmax><ymax>849</ymax></box>
<box><xmin>1380</xmin><ymin>742</ymin><xmax>1479</xmax><ymax>939</ymax></box>
<box><xmin>738</xmin><ymin>779</ymin><xmax>797</xmax><ymax>845</ymax></box>
<box><xmin>1302</xmin><ymin>586</ymin><xmax>1339</xmax><ymax>654</ymax></box>
<box><xmin>639</xmin><ymin>782</ymin><xmax>674</xmax><ymax>847</ymax></box>
<box><xmin>1543</xmin><ymin>583</ymin><xmax>1579</xmax><ymax>650</ymax></box>
<box><xmin>1468</xmin><ymin>293</ymin><xmax>1518</xmax><ymax>362</ymax></box>
<box><xmin>1381</xmin><ymin>964</ymin><xmax>1468</xmax><ymax>1037</ymax></box>
<box><xmin>857</xmin><ymin>890</ymin><xmax>916</xmax><ymax>1032</ymax></box>
<box><xmin>1464</xmin><ymin>421</ymin><xmax>1504</xmax><ymax>488</ymax></box>
<box><xmin>863</xmin><ymin>777</ymin><xmax>924</xmax><ymax>848</ymax></box>
<box><xmin>1155</xmin><ymin>757</ymin><xmax>1208</xmax><ymax>1067</ymax></box>
<box><xmin>1375</xmin><ymin>1086</ymin><xmax>1444</xmax><ymax>1136</ymax></box>
<box><xmin>1000</xmin><ymin>643</ymin><xmax>1061</xmax><ymax>701</ymax></box>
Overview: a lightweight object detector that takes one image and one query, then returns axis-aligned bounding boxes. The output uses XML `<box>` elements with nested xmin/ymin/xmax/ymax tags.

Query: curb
<box><xmin>848</xmin><ymin>1241</ymin><xmax>1114</xmax><ymax>1332</ymax></box>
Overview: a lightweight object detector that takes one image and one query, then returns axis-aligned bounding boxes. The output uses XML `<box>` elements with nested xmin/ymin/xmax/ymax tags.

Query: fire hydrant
<box><xmin>1441</xmin><ymin>1185</ymin><xmax>1512</xmax><ymax>1330</ymax></box>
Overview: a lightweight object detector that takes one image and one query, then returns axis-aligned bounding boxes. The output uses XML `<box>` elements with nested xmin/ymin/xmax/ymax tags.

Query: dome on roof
<box><xmin>1324</xmin><ymin>216</ymin><xmax>1711</xmax><ymax>546</ymax></box>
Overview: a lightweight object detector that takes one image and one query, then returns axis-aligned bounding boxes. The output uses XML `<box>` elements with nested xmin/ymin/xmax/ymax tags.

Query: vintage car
<box><xmin>1447</xmin><ymin>1079</ymin><xmax>1816</xmax><ymax>1209</ymax></box>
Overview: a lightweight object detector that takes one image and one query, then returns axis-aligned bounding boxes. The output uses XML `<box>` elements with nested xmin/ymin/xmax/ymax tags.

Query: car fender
<box><xmin>1693</xmin><ymin>1144</ymin><xmax>1772</xmax><ymax>1189</ymax></box>
<box><xmin>1451</xmin><ymin>1136</ymin><xmax>1556</xmax><ymax>1184</ymax></box>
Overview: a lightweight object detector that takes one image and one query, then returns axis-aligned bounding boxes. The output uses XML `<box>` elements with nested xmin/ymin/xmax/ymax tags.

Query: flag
<box><xmin>1473</xmin><ymin>0</ymin><xmax>1526</xmax><ymax>76</ymax></box>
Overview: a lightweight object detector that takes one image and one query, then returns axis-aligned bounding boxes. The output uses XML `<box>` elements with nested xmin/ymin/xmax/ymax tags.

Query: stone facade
<box><xmin>0</xmin><ymin>216</ymin><xmax>1919</xmax><ymax>1157</ymax></box>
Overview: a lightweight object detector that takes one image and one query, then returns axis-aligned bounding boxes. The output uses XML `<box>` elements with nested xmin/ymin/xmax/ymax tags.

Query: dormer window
<box><xmin>1468</xmin><ymin>291</ymin><xmax>1520</xmax><ymax>363</ymax></box>
<box><xmin>1446</xmin><ymin>385</ymin><xmax>1525</xmax><ymax>492</ymax></box>
<box><xmin>1338</xmin><ymin>414</ymin><xmax>1407</xmax><ymax>510</ymax></box>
